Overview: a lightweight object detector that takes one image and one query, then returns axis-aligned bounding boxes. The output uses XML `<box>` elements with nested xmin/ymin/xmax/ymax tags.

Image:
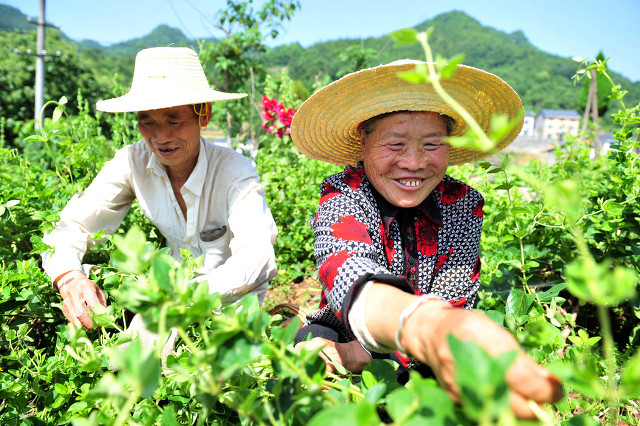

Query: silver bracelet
<box><xmin>359</xmin><ymin>341</ymin><xmax>373</xmax><ymax>359</ymax></box>
<box><xmin>394</xmin><ymin>293</ymin><xmax>444</xmax><ymax>356</ymax></box>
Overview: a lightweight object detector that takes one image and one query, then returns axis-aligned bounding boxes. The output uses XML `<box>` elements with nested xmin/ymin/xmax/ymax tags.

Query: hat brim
<box><xmin>96</xmin><ymin>89</ymin><xmax>247</xmax><ymax>113</ymax></box>
<box><xmin>291</xmin><ymin>61</ymin><xmax>523</xmax><ymax>166</ymax></box>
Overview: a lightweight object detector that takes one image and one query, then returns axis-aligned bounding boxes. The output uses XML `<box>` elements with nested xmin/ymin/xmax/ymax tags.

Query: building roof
<box><xmin>538</xmin><ymin>109</ymin><xmax>581</xmax><ymax>118</ymax></box>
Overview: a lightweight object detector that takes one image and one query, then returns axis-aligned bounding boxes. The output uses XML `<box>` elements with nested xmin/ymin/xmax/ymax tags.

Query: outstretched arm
<box><xmin>364</xmin><ymin>283</ymin><xmax>563</xmax><ymax>419</ymax></box>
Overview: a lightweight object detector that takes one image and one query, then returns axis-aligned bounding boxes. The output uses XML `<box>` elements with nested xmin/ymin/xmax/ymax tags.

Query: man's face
<box><xmin>361</xmin><ymin>111</ymin><xmax>450</xmax><ymax>208</ymax></box>
<box><xmin>137</xmin><ymin>105</ymin><xmax>204</xmax><ymax>178</ymax></box>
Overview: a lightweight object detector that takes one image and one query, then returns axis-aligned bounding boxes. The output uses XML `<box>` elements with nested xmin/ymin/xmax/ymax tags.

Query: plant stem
<box><xmin>113</xmin><ymin>391</ymin><xmax>139</xmax><ymax>426</ymax></box>
<box><xmin>597</xmin><ymin>304</ymin><xmax>617</xmax><ymax>426</ymax></box>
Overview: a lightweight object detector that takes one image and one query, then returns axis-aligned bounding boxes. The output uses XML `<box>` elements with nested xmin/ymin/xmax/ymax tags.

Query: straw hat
<box><xmin>291</xmin><ymin>60</ymin><xmax>523</xmax><ymax>166</ymax></box>
<box><xmin>96</xmin><ymin>47</ymin><xmax>247</xmax><ymax>112</ymax></box>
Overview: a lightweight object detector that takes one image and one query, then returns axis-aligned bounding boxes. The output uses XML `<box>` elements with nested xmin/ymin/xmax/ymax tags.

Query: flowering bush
<box><xmin>261</xmin><ymin>95</ymin><xmax>297</xmax><ymax>139</ymax></box>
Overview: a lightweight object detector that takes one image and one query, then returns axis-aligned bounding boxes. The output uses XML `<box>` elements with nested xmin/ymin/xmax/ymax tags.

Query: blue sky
<box><xmin>3</xmin><ymin>0</ymin><xmax>639</xmax><ymax>81</ymax></box>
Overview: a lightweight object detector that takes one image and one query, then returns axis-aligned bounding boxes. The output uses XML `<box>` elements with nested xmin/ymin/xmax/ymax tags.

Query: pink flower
<box><xmin>260</xmin><ymin>95</ymin><xmax>297</xmax><ymax>140</ymax></box>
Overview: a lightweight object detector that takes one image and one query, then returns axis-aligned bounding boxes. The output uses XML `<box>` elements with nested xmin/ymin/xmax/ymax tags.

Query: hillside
<box><xmin>266</xmin><ymin>11</ymin><xmax>640</xmax><ymax>111</ymax></box>
<box><xmin>0</xmin><ymin>4</ymin><xmax>33</xmax><ymax>32</ymax></box>
<box><xmin>1</xmin><ymin>4</ymin><xmax>638</xmax><ymax>114</ymax></box>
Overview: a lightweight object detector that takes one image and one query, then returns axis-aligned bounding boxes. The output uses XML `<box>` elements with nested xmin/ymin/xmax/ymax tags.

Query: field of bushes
<box><xmin>1</xmin><ymin>33</ymin><xmax>639</xmax><ymax>424</ymax></box>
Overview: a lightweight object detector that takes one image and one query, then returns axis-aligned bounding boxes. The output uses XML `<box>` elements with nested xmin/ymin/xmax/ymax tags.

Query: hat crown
<box><xmin>95</xmin><ymin>46</ymin><xmax>247</xmax><ymax>113</ymax></box>
<box><xmin>129</xmin><ymin>47</ymin><xmax>210</xmax><ymax>94</ymax></box>
<box><xmin>290</xmin><ymin>60</ymin><xmax>523</xmax><ymax>166</ymax></box>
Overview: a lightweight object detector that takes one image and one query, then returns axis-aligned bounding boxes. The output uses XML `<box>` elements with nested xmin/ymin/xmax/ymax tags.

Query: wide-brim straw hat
<box><xmin>96</xmin><ymin>47</ymin><xmax>247</xmax><ymax>113</ymax></box>
<box><xmin>291</xmin><ymin>60</ymin><xmax>523</xmax><ymax>166</ymax></box>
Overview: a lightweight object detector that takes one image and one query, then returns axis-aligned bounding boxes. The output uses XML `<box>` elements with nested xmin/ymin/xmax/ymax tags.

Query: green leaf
<box><xmin>52</xmin><ymin>107</ymin><xmax>63</xmax><ymax>123</ymax></box>
<box><xmin>308</xmin><ymin>400</ymin><xmax>378</xmax><ymax>426</ymax></box>
<box><xmin>438</xmin><ymin>54</ymin><xmax>464</xmax><ymax>79</ymax></box>
<box><xmin>391</xmin><ymin>28</ymin><xmax>418</xmax><ymax>45</ymax></box>
<box><xmin>484</xmin><ymin>309</ymin><xmax>505</xmax><ymax>326</ymax></box>
<box><xmin>536</xmin><ymin>283</ymin><xmax>567</xmax><ymax>303</ymax></box>
<box><xmin>565</xmin><ymin>257</ymin><xmax>637</xmax><ymax>306</ymax></box>
<box><xmin>122</xmin><ymin>339</ymin><xmax>161</xmax><ymax>398</ymax></box>
<box><xmin>23</xmin><ymin>135</ymin><xmax>44</xmax><ymax>143</ymax></box>
<box><xmin>505</xmin><ymin>289</ymin><xmax>535</xmax><ymax>320</ymax></box>
<box><xmin>54</xmin><ymin>383</ymin><xmax>69</xmax><ymax>395</ymax></box>
<box><xmin>397</xmin><ymin>69</ymin><xmax>429</xmax><ymax>84</ymax></box>
<box><xmin>619</xmin><ymin>351</ymin><xmax>640</xmax><ymax>398</ymax></box>
<box><xmin>385</xmin><ymin>387</ymin><xmax>415</xmax><ymax>421</ymax></box>
<box><xmin>448</xmin><ymin>335</ymin><xmax>516</xmax><ymax>421</ymax></box>
<box><xmin>160</xmin><ymin>406</ymin><xmax>179</xmax><ymax>426</ymax></box>
<box><xmin>602</xmin><ymin>200</ymin><xmax>624</xmax><ymax>216</ymax></box>
<box><xmin>361</xmin><ymin>358</ymin><xmax>398</xmax><ymax>390</ymax></box>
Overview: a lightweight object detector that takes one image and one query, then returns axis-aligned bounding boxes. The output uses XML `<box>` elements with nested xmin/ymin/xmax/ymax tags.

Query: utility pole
<box><xmin>13</xmin><ymin>0</ymin><xmax>60</xmax><ymax>130</ymax></box>
<box><xmin>34</xmin><ymin>0</ymin><xmax>46</xmax><ymax>128</ymax></box>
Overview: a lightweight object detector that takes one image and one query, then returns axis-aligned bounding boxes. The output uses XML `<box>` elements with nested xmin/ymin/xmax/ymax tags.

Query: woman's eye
<box><xmin>424</xmin><ymin>142</ymin><xmax>443</xmax><ymax>150</ymax></box>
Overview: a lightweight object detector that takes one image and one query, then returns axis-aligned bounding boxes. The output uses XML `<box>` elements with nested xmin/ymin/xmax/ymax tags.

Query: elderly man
<box><xmin>42</xmin><ymin>47</ymin><xmax>278</xmax><ymax>330</ymax></box>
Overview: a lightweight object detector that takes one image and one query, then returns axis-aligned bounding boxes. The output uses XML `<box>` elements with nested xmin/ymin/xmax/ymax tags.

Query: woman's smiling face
<box><xmin>360</xmin><ymin>111</ymin><xmax>450</xmax><ymax>208</ymax></box>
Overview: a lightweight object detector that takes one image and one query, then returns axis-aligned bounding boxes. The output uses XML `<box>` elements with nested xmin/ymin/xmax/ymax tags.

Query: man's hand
<box><xmin>55</xmin><ymin>270</ymin><xmax>108</xmax><ymax>329</ymax></box>
<box><xmin>295</xmin><ymin>337</ymin><xmax>372</xmax><ymax>374</ymax></box>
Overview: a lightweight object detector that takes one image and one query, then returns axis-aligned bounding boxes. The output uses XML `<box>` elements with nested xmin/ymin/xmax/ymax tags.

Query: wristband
<box><xmin>394</xmin><ymin>293</ymin><xmax>444</xmax><ymax>356</ymax></box>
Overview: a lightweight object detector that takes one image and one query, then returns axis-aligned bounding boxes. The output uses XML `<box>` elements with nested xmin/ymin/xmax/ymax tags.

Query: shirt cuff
<box><xmin>347</xmin><ymin>280</ymin><xmax>397</xmax><ymax>353</ymax></box>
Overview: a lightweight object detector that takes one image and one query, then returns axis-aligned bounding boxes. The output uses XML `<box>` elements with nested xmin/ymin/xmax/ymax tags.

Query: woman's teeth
<box><xmin>398</xmin><ymin>179</ymin><xmax>422</xmax><ymax>187</ymax></box>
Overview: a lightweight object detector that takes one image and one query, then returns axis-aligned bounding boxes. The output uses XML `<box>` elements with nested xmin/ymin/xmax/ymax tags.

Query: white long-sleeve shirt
<box><xmin>42</xmin><ymin>138</ymin><xmax>278</xmax><ymax>305</ymax></box>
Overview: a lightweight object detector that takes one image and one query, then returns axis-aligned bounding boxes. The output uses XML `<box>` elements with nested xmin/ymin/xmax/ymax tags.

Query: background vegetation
<box><xmin>0</xmin><ymin>2</ymin><xmax>639</xmax><ymax>424</ymax></box>
<box><xmin>2</xmin><ymin>3</ymin><xmax>639</xmax><ymax>146</ymax></box>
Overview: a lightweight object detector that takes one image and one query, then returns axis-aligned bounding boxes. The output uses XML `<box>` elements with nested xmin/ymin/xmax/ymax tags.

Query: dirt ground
<box><xmin>264</xmin><ymin>276</ymin><xmax>322</xmax><ymax>313</ymax></box>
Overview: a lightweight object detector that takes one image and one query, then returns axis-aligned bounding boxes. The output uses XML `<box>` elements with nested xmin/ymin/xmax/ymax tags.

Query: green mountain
<box><xmin>95</xmin><ymin>24</ymin><xmax>196</xmax><ymax>56</ymax></box>
<box><xmin>0</xmin><ymin>4</ymin><xmax>34</xmax><ymax>32</ymax></box>
<box><xmin>1</xmin><ymin>4</ymin><xmax>638</xmax><ymax>113</ymax></box>
<box><xmin>265</xmin><ymin>11</ymin><xmax>639</xmax><ymax>111</ymax></box>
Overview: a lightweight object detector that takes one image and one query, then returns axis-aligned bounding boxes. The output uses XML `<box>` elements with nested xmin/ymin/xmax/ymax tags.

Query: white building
<box><xmin>534</xmin><ymin>109</ymin><xmax>581</xmax><ymax>141</ymax></box>
<box><xmin>519</xmin><ymin>110</ymin><xmax>536</xmax><ymax>137</ymax></box>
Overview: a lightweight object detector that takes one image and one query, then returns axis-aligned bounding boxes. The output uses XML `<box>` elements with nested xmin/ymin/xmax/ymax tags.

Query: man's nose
<box><xmin>153</xmin><ymin>125</ymin><xmax>172</xmax><ymax>143</ymax></box>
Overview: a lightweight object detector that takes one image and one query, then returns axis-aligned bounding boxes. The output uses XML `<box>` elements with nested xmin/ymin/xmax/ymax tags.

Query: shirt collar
<box><xmin>360</xmin><ymin>163</ymin><xmax>443</xmax><ymax>230</ymax></box>
<box><xmin>182</xmin><ymin>138</ymin><xmax>207</xmax><ymax>195</ymax></box>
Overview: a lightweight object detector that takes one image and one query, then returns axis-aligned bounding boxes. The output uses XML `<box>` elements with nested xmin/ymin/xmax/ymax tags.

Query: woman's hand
<box><xmin>364</xmin><ymin>284</ymin><xmax>563</xmax><ymax>419</ymax></box>
<box><xmin>400</xmin><ymin>301</ymin><xmax>563</xmax><ymax>418</ymax></box>
<box><xmin>55</xmin><ymin>270</ymin><xmax>108</xmax><ymax>329</ymax></box>
<box><xmin>295</xmin><ymin>337</ymin><xmax>372</xmax><ymax>373</ymax></box>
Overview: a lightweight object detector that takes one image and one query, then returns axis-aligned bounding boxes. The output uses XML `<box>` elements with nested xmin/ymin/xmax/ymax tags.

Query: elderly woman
<box><xmin>290</xmin><ymin>60</ymin><xmax>562</xmax><ymax>418</ymax></box>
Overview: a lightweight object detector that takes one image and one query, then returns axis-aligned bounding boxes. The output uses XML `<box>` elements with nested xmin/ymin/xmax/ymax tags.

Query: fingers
<box><xmin>61</xmin><ymin>301</ymin><xmax>82</xmax><ymax>328</ymax></box>
<box><xmin>57</xmin><ymin>272</ymin><xmax>107</xmax><ymax>330</ymax></box>
<box><xmin>507</xmin><ymin>354</ymin><xmax>564</xmax><ymax>404</ymax></box>
<box><xmin>96</xmin><ymin>286</ymin><xmax>108</xmax><ymax>307</ymax></box>
<box><xmin>295</xmin><ymin>338</ymin><xmax>337</xmax><ymax>373</ymax></box>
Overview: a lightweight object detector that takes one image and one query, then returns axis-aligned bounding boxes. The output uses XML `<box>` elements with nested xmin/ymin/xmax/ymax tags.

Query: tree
<box><xmin>579</xmin><ymin>52</ymin><xmax>613</xmax><ymax>117</ymax></box>
<box><xmin>0</xmin><ymin>30</ymin><xmax>107</xmax><ymax>146</ymax></box>
<box><xmin>197</xmin><ymin>0</ymin><xmax>300</xmax><ymax>145</ymax></box>
<box><xmin>336</xmin><ymin>42</ymin><xmax>378</xmax><ymax>77</ymax></box>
